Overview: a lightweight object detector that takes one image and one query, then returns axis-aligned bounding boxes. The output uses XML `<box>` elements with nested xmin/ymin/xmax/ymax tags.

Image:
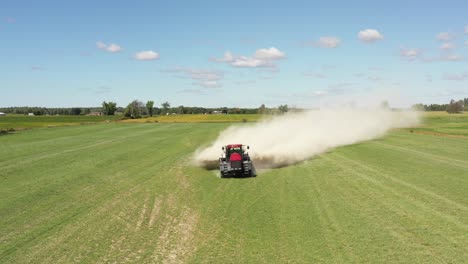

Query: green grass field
<box><xmin>120</xmin><ymin>114</ymin><xmax>263</xmax><ymax>123</ymax></box>
<box><xmin>0</xmin><ymin>115</ymin><xmax>122</xmax><ymax>130</ymax></box>
<box><xmin>0</xmin><ymin>113</ymin><xmax>467</xmax><ymax>263</ymax></box>
<box><xmin>409</xmin><ymin>111</ymin><xmax>468</xmax><ymax>136</ymax></box>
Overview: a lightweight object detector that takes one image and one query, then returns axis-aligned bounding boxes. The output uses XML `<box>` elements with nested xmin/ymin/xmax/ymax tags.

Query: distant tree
<box><xmin>278</xmin><ymin>104</ymin><xmax>288</xmax><ymax>114</ymax></box>
<box><xmin>380</xmin><ymin>100</ymin><xmax>390</xmax><ymax>110</ymax></box>
<box><xmin>177</xmin><ymin>105</ymin><xmax>185</xmax><ymax>114</ymax></box>
<box><xmin>146</xmin><ymin>101</ymin><xmax>155</xmax><ymax>117</ymax></box>
<box><xmin>257</xmin><ymin>104</ymin><xmax>268</xmax><ymax>115</ymax></box>
<box><xmin>161</xmin><ymin>101</ymin><xmax>170</xmax><ymax>114</ymax></box>
<box><xmin>229</xmin><ymin>108</ymin><xmax>241</xmax><ymax>114</ymax></box>
<box><xmin>464</xmin><ymin>98</ymin><xmax>468</xmax><ymax>108</ymax></box>
<box><xmin>446</xmin><ymin>99</ymin><xmax>464</xmax><ymax>114</ymax></box>
<box><xmin>124</xmin><ymin>100</ymin><xmax>144</xmax><ymax>119</ymax></box>
<box><xmin>411</xmin><ymin>104</ymin><xmax>425</xmax><ymax>111</ymax></box>
<box><xmin>71</xmin><ymin>108</ymin><xmax>82</xmax><ymax>115</ymax></box>
<box><xmin>102</xmin><ymin>101</ymin><xmax>117</xmax><ymax>115</ymax></box>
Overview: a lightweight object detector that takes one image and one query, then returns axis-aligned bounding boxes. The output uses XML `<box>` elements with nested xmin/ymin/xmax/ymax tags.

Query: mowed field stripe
<box><xmin>322</xmin><ymin>153</ymin><xmax>468</xmax><ymax>231</ymax></box>
<box><xmin>0</xmin><ymin>124</ymin><xmax>173</xmax><ymax>170</ymax></box>
<box><xmin>333</xmin><ymin>152</ymin><xmax>468</xmax><ymax>213</ymax></box>
<box><xmin>3</xmin><ymin>132</ymin><xmax>176</xmax><ymax>258</ymax></box>
<box><xmin>372</xmin><ymin>141</ymin><xmax>468</xmax><ymax>169</ymax></box>
<box><xmin>310</xmin><ymin>156</ymin><xmax>462</xmax><ymax>262</ymax></box>
<box><xmin>1</xmin><ymin>124</ymin><xmax>140</xmax><ymax>150</ymax></box>
<box><xmin>0</xmin><ymin>124</ymin><xmax>203</xmax><ymax>263</ymax></box>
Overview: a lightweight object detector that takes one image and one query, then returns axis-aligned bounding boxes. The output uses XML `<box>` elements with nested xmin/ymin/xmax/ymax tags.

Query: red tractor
<box><xmin>219</xmin><ymin>144</ymin><xmax>255</xmax><ymax>178</ymax></box>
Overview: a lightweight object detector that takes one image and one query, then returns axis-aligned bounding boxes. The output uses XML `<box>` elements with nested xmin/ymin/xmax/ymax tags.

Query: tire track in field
<box><xmin>322</xmin><ymin>154</ymin><xmax>468</xmax><ymax>231</ymax></box>
<box><xmin>185</xmin><ymin>171</ymin><xmax>235</xmax><ymax>261</ymax></box>
<box><xmin>104</xmin><ymin>157</ymin><xmax>200</xmax><ymax>263</ymax></box>
<box><xmin>74</xmin><ymin>132</ymin><xmax>199</xmax><ymax>263</ymax></box>
<box><xmin>2</xmin><ymin>125</ymin><xmax>203</xmax><ymax>263</ymax></box>
<box><xmin>1</xmin><ymin>127</ymin><xmax>191</xmax><ymax>262</ymax></box>
<box><xmin>0</xmin><ymin>133</ymin><xmax>170</xmax><ymax>225</ymax></box>
<box><xmin>298</xmin><ymin>165</ymin><xmax>356</xmax><ymax>263</ymax></box>
<box><xmin>143</xmin><ymin>161</ymin><xmax>200</xmax><ymax>264</ymax></box>
<box><xmin>135</xmin><ymin>195</ymin><xmax>150</xmax><ymax>232</ymax></box>
<box><xmin>0</xmin><ymin>124</ymin><xmax>172</xmax><ymax>170</ymax></box>
<box><xmin>148</xmin><ymin>196</ymin><xmax>162</xmax><ymax>228</ymax></box>
<box><xmin>372</xmin><ymin>141</ymin><xmax>468</xmax><ymax>170</ymax></box>
<box><xmin>7</xmin><ymin>153</ymin><xmax>174</xmax><ymax>263</ymax></box>
<box><xmin>334</xmin><ymin>152</ymin><xmax>468</xmax><ymax>213</ymax></box>
<box><xmin>318</xmin><ymin>157</ymin><xmax>454</xmax><ymax>263</ymax></box>
<box><xmin>0</xmin><ymin>124</ymin><xmax>165</xmax><ymax>168</ymax></box>
<box><xmin>3</xmin><ymin>124</ymin><xmax>138</xmax><ymax>150</ymax></box>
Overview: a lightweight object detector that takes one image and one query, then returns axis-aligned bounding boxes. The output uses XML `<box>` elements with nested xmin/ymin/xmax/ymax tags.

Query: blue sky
<box><xmin>1</xmin><ymin>0</ymin><xmax>467</xmax><ymax>108</ymax></box>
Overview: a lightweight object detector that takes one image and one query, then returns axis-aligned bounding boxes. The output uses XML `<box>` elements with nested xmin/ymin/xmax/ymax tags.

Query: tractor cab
<box><xmin>224</xmin><ymin>144</ymin><xmax>247</xmax><ymax>161</ymax></box>
<box><xmin>219</xmin><ymin>144</ymin><xmax>254</xmax><ymax>178</ymax></box>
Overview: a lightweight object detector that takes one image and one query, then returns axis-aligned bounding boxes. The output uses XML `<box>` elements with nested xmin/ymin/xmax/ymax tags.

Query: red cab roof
<box><xmin>226</xmin><ymin>144</ymin><xmax>242</xmax><ymax>148</ymax></box>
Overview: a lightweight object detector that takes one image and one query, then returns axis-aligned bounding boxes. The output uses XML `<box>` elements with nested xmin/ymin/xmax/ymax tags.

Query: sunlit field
<box><xmin>1</xmin><ymin>113</ymin><xmax>466</xmax><ymax>263</ymax></box>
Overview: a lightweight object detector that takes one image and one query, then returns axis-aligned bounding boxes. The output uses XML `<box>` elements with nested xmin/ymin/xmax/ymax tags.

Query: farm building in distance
<box><xmin>0</xmin><ymin>112</ymin><xmax>5</xmax><ymax>116</ymax></box>
<box><xmin>88</xmin><ymin>112</ymin><xmax>102</xmax><ymax>116</ymax></box>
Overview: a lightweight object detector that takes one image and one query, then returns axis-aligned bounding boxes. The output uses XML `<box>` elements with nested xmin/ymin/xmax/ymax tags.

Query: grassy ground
<box><xmin>0</xmin><ymin>114</ymin><xmax>467</xmax><ymax>263</ymax></box>
<box><xmin>407</xmin><ymin>111</ymin><xmax>468</xmax><ymax>137</ymax></box>
<box><xmin>120</xmin><ymin>114</ymin><xmax>263</xmax><ymax>123</ymax></box>
<box><xmin>0</xmin><ymin>115</ymin><xmax>122</xmax><ymax>130</ymax></box>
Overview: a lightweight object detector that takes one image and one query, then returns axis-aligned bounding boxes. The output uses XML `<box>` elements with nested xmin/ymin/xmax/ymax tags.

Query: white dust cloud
<box><xmin>194</xmin><ymin>108</ymin><xmax>420</xmax><ymax>169</ymax></box>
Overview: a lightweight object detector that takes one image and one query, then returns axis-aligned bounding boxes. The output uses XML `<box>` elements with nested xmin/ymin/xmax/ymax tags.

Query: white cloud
<box><xmin>106</xmin><ymin>44</ymin><xmax>122</xmax><ymax>53</ymax></box>
<box><xmin>319</xmin><ymin>36</ymin><xmax>341</xmax><ymax>48</ymax></box>
<box><xmin>96</xmin><ymin>41</ymin><xmax>122</xmax><ymax>53</ymax></box>
<box><xmin>465</xmin><ymin>25</ymin><xmax>468</xmax><ymax>34</ymax></box>
<box><xmin>134</xmin><ymin>50</ymin><xmax>160</xmax><ymax>61</ymax></box>
<box><xmin>465</xmin><ymin>40</ymin><xmax>468</xmax><ymax>46</ymax></box>
<box><xmin>213</xmin><ymin>47</ymin><xmax>286</xmax><ymax>68</ymax></box>
<box><xmin>440</xmin><ymin>43</ymin><xmax>456</xmax><ymax>50</ymax></box>
<box><xmin>436</xmin><ymin>32</ymin><xmax>455</xmax><ymax>41</ymax></box>
<box><xmin>422</xmin><ymin>53</ymin><xmax>464</xmax><ymax>62</ymax></box>
<box><xmin>166</xmin><ymin>67</ymin><xmax>224</xmax><ymax>88</ymax></box>
<box><xmin>358</xmin><ymin>29</ymin><xmax>384</xmax><ymax>43</ymax></box>
<box><xmin>96</xmin><ymin>41</ymin><xmax>107</xmax><ymax>49</ymax></box>
<box><xmin>444</xmin><ymin>54</ymin><xmax>464</xmax><ymax>61</ymax></box>
<box><xmin>230</xmin><ymin>56</ymin><xmax>271</xmax><ymax>68</ymax></box>
<box><xmin>400</xmin><ymin>48</ymin><xmax>422</xmax><ymax>60</ymax></box>
<box><xmin>214</xmin><ymin>51</ymin><xmax>235</xmax><ymax>62</ymax></box>
<box><xmin>442</xmin><ymin>71</ymin><xmax>468</xmax><ymax>81</ymax></box>
<box><xmin>313</xmin><ymin>90</ymin><xmax>327</xmax><ymax>96</ymax></box>
<box><xmin>197</xmin><ymin>80</ymin><xmax>222</xmax><ymax>88</ymax></box>
<box><xmin>307</xmin><ymin>36</ymin><xmax>341</xmax><ymax>48</ymax></box>
<box><xmin>254</xmin><ymin>47</ymin><xmax>286</xmax><ymax>60</ymax></box>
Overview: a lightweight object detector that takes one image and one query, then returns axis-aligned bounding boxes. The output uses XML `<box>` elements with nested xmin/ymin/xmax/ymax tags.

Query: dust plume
<box><xmin>194</xmin><ymin>108</ymin><xmax>420</xmax><ymax>170</ymax></box>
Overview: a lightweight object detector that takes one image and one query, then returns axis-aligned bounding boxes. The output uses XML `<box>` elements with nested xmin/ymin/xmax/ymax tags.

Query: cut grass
<box><xmin>405</xmin><ymin>111</ymin><xmax>468</xmax><ymax>137</ymax></box>
<box><xmin>120</xmin><ymin>114</ymin><xmax>264</xmax><ymax>123</ymax></box>
<box><xmin>0</xmin><ymin>115</ymin><xmax>122</xmax><ymax>130</ymax></box>
<box><xmin>0</xmin><ymin>115</ymin><xmax>467</xmax><ymax>263</ymax></box>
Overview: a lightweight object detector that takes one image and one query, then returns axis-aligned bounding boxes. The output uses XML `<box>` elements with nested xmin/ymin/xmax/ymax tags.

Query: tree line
<box><xmin>0</xmin><ymin>101</ymin><xmax>290</xmax><ymax>117</ymax></box>
<box><xmin>412</xmin><ymin>98</ymin><xmax>467</xmax><ymax>113</ymax></box>
<box><xmin>2</xmin><ymin>97</ymin><xmax>465</xmax><ymax>117</ymax></box>
<box><xmin>121</xmin><ymin>100</ymin><xmax>290</xmax><ymax>119</ymax></box>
